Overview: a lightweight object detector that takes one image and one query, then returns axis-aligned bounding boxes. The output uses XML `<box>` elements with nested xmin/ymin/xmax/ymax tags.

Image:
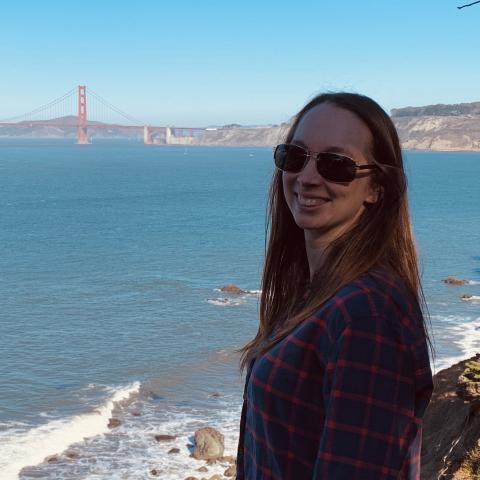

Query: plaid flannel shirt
<box><xmin>236</xmin><ymin>269</ymin><xmax>433</xmax><ymax>479</ymax></box>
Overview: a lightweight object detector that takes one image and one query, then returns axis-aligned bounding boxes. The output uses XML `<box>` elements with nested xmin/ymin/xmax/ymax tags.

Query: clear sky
<box><xmin>1</xmin><ymin>0</ymin><xmax>479</xmax><ymax>126</ymax></box>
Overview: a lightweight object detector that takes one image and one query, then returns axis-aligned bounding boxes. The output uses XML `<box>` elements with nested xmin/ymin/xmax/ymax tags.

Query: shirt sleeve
<box><xmin>313</xmin><ymin>301</ymin><xmax>425</xmax><ymax>479</ymax></box>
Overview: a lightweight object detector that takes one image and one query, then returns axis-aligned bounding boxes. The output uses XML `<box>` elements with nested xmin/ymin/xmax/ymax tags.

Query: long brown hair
<box><xmin>239</xmin><ymin>92</ymin><xmax>435</xmax><ymax>372</ymax></box>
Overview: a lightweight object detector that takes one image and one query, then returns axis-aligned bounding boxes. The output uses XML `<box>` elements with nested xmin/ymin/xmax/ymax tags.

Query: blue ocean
<box><xmin>0</xmin><ymin>140</ymin><xmax>479</xmax><ymax>479</ymax></box>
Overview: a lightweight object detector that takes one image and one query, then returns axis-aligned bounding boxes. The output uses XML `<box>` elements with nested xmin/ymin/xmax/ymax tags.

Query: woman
<box><xmin>236</xmin><ymin>93</ymin><xmax>434</xmax><ymax>479</ymax></box>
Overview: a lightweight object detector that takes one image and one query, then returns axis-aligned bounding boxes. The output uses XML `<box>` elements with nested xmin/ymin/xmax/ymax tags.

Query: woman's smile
<box><xmin>295</xmin><ymin>192</ymin><xmax>331</xmax><ymax>208</ymax></box>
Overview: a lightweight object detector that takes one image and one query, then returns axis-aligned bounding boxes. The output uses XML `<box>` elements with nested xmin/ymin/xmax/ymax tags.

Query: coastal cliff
<box><xmin>422</xmin><ymin>354</ymin><xmax>480</xmax><ymax>479</ymax></box>
<box><xmin>392</xmin><ymin>102</ymin><xmax>480</xmax><ymax>151</ymax></box>
<box><xmin>2</xmin><ymin>101</ymin><xmax>480</xmax><ymax>151</ymax></box>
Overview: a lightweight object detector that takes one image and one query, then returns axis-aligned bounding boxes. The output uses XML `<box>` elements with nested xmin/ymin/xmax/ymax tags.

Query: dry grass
<box><xmin>453</xmin><ymin>444</ymin><xmax>480</xmax><ymax>480</ymax></box>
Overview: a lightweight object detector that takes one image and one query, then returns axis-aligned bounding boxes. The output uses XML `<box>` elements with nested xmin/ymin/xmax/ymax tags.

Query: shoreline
<box><xmin>1</xmin><ymin>350</ymin><xmax>477</xmax><ymax>480</ymax></box>
<box><xmin>1</xmin><ymin>137</ymin><xmax>480</xmax><ymax>153</ymax></box>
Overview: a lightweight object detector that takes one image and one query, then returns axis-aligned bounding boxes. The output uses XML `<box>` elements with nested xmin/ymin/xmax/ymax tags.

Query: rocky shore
<box><xmin>422</xmin><ymin>354</ymin><xmax>480</xmax><ymax>479</ymax></box>
<box><xmin>20</xmin><ymin>354</ymin><xmax>480</xmax><ymax>480</ymax></box>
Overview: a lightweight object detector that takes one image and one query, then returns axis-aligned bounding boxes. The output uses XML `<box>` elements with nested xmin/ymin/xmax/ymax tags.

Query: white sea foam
<box><xmin>432</xmin><ymin>316</ymin><xmax>480</xmax><ymax>372</ymax></box>
<box><xmin>207</xmin><ymin>297</ymin><xmax>244</xmax><ymax>306</ymax></box>
<box><xmin>0</xmin><ymin>381</ymin><xmax>140</xmax><ymax>480</ymax></box>
<box><xmin>14</xmin><ymin>397</ymin><xmax>243</xmax><ymax>480</ymax></box>
<box><xmin>468</xmin><ymin>280</ymin><xmax>480</xmax><ymax>285</ymax></box>
<box><xmin>462</xmin><ymin>295</ymin><xmax>480</xmax><ymax>302</ymax></box>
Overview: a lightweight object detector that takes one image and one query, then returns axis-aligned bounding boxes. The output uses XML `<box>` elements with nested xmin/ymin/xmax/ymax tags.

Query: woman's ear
<box><xmin>365</xmin><ymin>181</ymin><xmax>382</xmax><ymax>205</ymax></box>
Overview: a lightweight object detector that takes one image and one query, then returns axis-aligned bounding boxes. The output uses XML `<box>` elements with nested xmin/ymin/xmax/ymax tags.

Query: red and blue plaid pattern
<box><xmin>237</xmin><ymin>269</ymin><xmax>433</xmax><ymax>479</ymax></box>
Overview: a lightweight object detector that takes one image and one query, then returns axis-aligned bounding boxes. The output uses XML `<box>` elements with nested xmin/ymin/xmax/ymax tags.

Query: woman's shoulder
<box><xmin>335</xmin><ymin>267</ymin><xmax>419</xmax><ymax>313</ymax></box>
<box><xmin>317</xmin><ymin>268</ymin><xmax>423</xmax><ymax>342</ymax></box>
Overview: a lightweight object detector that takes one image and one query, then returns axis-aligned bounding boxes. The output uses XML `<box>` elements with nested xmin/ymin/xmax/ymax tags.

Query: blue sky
<box><xmin>1</xmin><ymin>0</ymin><xmax>479</xmax><ymax>126</ymax></box>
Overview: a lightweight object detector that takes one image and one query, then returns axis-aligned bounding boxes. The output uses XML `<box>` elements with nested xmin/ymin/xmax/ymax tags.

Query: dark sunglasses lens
<box><xmin>274</xmin><ymin>144</ymin><xmax>307</xmax><ymax>172</ymax></box>
<box><xmin>317</xmin><ymin>153</ymin><xmax>356</xmax><ymax>182</ymax></box>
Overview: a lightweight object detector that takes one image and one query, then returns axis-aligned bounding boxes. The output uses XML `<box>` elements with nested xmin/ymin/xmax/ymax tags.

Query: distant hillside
<box><xmin>169</xmin><ymin>103</ymin><xmax>480</xmax><ymax>151</ymax></box>
<box><xmin>2</xmin><ymin>102</ymin><xmax>480</xmax><ymax>151</ymax></box>
<box><xmin>391</xmin><ymin>102</ymin><xmax>480</xmax><ymax>117</ymax></box>
<box><xmin>0</xmin><ymin>116</ymin><xmax>143</xmax><ymax>139</ymax></box>
<box><xmin>391</xmin><ymin>102</ymin><xmax>480</xmax><ymax>151</ymax></box>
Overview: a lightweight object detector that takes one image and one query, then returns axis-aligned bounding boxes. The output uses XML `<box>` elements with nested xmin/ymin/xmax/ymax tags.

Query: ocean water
<box><xmin>0</xmin><ymin>140</ymin><xmax>479</xmax><ymax>479</ymax></box>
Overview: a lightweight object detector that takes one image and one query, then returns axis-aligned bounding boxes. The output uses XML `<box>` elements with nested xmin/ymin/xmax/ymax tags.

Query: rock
<box><xmin>208</xmin><ymin>476</ymin><xmax>223</xmax><ymax>480</ymax></box>
<box><xmin>462</xmin><ymin>294</ymin><xmax>473</xmax><ymax>300</ymax></box>
<box><xmin>65</xmin><ymin>451</ymin><xmax>80</xmax><ymax>459</ymax></box>
<box><xmin>197</xmin><ymin>466</ymin><xmax>208</xmax><ymax>472</ymax></box>
<box><xmin>210</xmin><ymin>392</ymin><xmax>221</xmax><ymax>398</ymax></box>
<box><xmin>184</xmin><ymin>477</ymin><xmax>199</xmax><ymax>480</ymax></box>
<box><xmin>224</xmin><ymin>465</ymin><xmax>236</xmax><ymax>477</ymax></box>
<box><xmin>193</xmin><ymin>427</ymin><xmax>224</xmax><ymax>460</ymax></box>
<box><xmin>206</xmin><ymin>458</ymin><xmax>218</xmax><ymax>466</ymax></box>
<box><xmin>457</xmin><ymin>360</ymin><xmax>480</xmax><ymax>400</ymax></box>
<box><xmin>443</xmin><ymin>276</ymin><xmax>468</xmax><ymax>285</ymax></box>
<box><xmin>220</xmin><ymin>284</ymin><xmax>245</xmax><ymax>294</ymax></box>
<box><xmin>154</xmin><ymin>434</ymin><xmax>176</xmax><ymax>442</ymax></box>
<box><xmin>168</xmin><ymin>447</ymin><xmax>180</xmax><ymax>454</ymax></box>
<box><xmin>150</xmin><ymin>469</ymin><xmax>160</xmax><ymax>476</ymax></box>
<box><xmin>107</xmin><ymin>418</ymin><xmax>122</xmax><ymax>429</ymax></box>
<box><xmin>45</xmin><ymin>455</ymin><xmax>60</xmax><ymax>464</ymax></box>
<box><xmin>130</xmin><ymin>410</ymin><xmax>142</xmax><ymax>416</ymax></box>
<box><xmin>220</xmin><ymin>455</ymin><xmax>236</xmax><ymax>463</ymax></box>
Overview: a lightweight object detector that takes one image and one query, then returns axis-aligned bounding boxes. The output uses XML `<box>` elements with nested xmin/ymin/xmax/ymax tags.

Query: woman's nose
<box><xmin>297</xmin><ymin>157</ymin><xmax>323</xmax><ymax>185</ymax></box>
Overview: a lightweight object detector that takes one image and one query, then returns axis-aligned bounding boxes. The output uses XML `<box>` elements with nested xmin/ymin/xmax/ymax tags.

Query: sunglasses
<box><xmin>273</xmin><ymin>143</ymin><xmax>378</xmax><ymax>183</ymax></box>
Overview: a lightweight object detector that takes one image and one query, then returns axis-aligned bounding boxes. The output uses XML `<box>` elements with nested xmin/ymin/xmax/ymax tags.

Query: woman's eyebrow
<box><xmin>291</xmin><ymin>139</ymin><xmax>308</xmax><ymax>149</ymax></box>
<box><xmin>291</xmin><ymin>140</ymin><xmax>357</xmax><ymax>158</ymax></box>
<box><xmin>322</xmin><ymin>145</ymin><xmax>355</xmax><ymax>156</ymax></box>
<box><xmin>295</xmin><ymin>141</ymin><xmax>355</xmax><ymax>156</ymax></box>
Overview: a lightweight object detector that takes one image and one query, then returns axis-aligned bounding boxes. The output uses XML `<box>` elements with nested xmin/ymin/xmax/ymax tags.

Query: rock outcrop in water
<box><xmin>220</xmin><ymin>284</ymin><xmax>245</xmax><ymax>295</ymax></box>
<box><xmin>443</xmin><ymin>276</ymin><xmax>468</xmax><ymax>285</ymax></box>
<box><xmin>107</xmin><ymin>418</ymin><xmax>122</xmax><ymax>428</ymax></box>
<box><xmin>154</xmin><ymin>434</ymin><xmax>176</xmax><ymax>442</ymax></box>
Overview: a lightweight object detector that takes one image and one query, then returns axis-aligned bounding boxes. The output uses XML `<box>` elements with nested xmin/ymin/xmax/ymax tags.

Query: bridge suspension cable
<box><xmin>0</xmin><ymin>88</ymin><xmax>77</xmax><ymax>123</ymax></box>
<box><xmin>88</xmin><ymin>89</ymin><xmax>145</xmax><ymax>126</ymax></box>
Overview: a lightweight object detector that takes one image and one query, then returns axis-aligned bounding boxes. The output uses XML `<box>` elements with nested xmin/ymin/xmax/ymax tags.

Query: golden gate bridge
<box><xmin>0</xmin><ymin>85</ymin><xmax>208</xmax><ymax>145</ymax></box>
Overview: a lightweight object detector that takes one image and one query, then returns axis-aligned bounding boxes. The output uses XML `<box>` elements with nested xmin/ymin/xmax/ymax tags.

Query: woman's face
<box><xmin>282</xmin><ymin>102</ymin><xmax>379</xmax><ymax>245</ymax></box>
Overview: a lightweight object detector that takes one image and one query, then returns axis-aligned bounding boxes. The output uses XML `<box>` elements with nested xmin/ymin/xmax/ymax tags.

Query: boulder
<box><xmin>197</xmin><ymin>466</ymin><xmax>208</xmax><ymax>472</ymax></box>
<box><xmin>107</xmin><ymin>418</ymin><xmax>122</xmax><ymax>429</ymax></box>
<box><xmin>46</xmin><ymin>455</ymin><xmax>60</xmax><ymax>464</ymax></box>
<box><xmin>184</xmin><ymin>477</ymin><xmax>199</xmax><ymax>480</ymax></box>
<box><xmin>224</xmin><ymin>465</ymin><xmax>236</xmax><ymax>477</ymax></box>
<box><xmin>65</xmin><ymin>450</ymin><xmax>80</xmax><ymax>459</ymax></box>
<box><xmin>154</xmin><ymin>434</ymin><xmax>176</xmax><ymax>442</ymax></box>
<box><xmin>443</xmin><ymin>276</ymin><xmax>468</xmax><ymax>285</ymax></box>
<box><xmin>220</xmin><ymin>284</ymin><xmax>245</xmax><ymax>294</ymax></box>
<box><xmin>150</xmin><ymin>469</ymin><xmax>160</xmax><ymax>476</ymax></box>
<box><xmin>193</xmin><ymin>427</ymin><xmax>224</xmax><ymax>460</ymax></box>
<box><xmin>168</xmin><ymin>447</ymin><xmax>180</xmax><ymax>454</ymax></box>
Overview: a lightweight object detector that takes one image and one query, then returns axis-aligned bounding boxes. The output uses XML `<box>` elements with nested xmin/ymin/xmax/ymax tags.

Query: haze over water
<box><xmin>0</xmin><ymin>140</ymin><xmax>479</xmax><ymax>479</ymax></box>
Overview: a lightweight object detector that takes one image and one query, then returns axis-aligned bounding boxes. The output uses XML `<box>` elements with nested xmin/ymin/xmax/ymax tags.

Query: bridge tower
<box><xmin>143</xmin><ymin>126</ymin><xmax>153</xmax><ymax>144</ymax></box>
<box><xmin>77</xmin><ymin>85</ymin><xmax>89</xmax><ymax>144</ymax></box>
